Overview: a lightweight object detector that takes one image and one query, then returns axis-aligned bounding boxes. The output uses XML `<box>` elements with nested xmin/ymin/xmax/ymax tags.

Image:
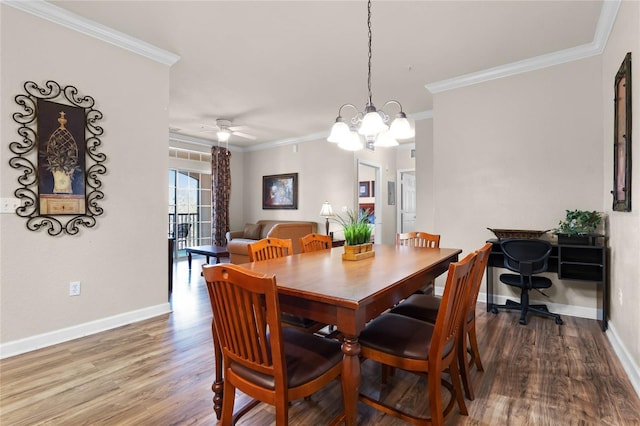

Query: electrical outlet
<box><xmin>69</xmin><ymin>281</ymin><xmax>81</xmax><ymax>296</ymax></box>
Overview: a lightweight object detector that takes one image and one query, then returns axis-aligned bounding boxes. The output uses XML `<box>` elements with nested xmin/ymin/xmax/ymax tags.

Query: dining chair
<box><xmin>248</xmin><ymin>237</ymin><xmax>327</xmax><ymax>334</ymax></box>
<box><xmin>389</xmin><ymin>242</ymin><xmax>492</xmax><ymax>400</ymax></box>
<box><xmin>396</xmin><ymin>231</ymin><xmax>441</xmax><ymax>294</ymax></box>
<box><xmin>357</xmin><ymin>251</ymin><xmax>477</xmax><ymax>425</ymax></box>
<box><xmin>247</xmin><ymin>237</ymin><xmax>293</xmax><ymax>262</ymax></box>
<box><xmin>300</xmin><ymin>233</ymin><xmax>332</xmax><ymax>253</ymax></box>
<box><xmin>202</xmin><ymin>263</ymin><xmax>345</xmax><ymax>426</ymax></box>
<box><xmin>396</xmin><ymin>231</ymin><xmax>441</xmax><ymax>248</ymax></box>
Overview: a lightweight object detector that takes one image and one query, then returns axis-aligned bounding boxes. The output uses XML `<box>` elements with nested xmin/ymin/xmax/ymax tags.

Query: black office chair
<box><xmin>491</xmin><ymin>238</ymin><xmax>563</xmax><ymax>325</ymax></box>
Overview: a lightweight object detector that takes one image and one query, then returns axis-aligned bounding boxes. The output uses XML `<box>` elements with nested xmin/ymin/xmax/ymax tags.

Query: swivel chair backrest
<box><xmin>500</xmin><ymin>239</ymin><xmax>552</xmax><ymax>278</ymax></box>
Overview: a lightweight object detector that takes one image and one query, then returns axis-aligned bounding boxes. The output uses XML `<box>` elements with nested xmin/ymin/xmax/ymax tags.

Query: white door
<box><xmin>400</xmin><ymin>171</ymin><xmax>416</xmax><ymax>233</ymax></box>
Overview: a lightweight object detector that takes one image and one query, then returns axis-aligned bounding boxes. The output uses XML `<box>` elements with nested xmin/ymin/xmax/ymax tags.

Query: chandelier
<box><xmin>327</xmin><ymin>0</ymin><xmax>412</xmax><ymax>151</ymax></box>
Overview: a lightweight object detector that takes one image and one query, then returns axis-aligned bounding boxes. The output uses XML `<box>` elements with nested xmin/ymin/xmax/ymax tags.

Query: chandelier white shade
<box><xmin>328</xmin><ymin>0</ymin><xmax>411</xmax><ymax>151</ymax></box>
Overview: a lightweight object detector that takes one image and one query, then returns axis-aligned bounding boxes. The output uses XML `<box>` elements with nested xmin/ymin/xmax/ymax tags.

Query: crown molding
<box><xmin>426</xmin><ymin>0</ymin><xmax>621</xmax><ymax>94</ymax></box>
<box><xmin>3</xmin><ymin>0</ymin><xmax>180</xmax><ymax>66</ymax></box>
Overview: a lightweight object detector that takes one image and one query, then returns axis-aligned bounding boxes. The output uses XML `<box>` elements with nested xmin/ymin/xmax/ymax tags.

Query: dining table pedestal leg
<box><xmin>341</xmin><ymin>335</ymin><xmax>361</xmax><ymax>426</ymax></box>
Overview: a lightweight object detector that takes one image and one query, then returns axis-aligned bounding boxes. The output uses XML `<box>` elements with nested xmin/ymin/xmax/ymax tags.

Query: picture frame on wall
<box><xmin>359</xmin><ymin>181</ymin><xmax>370</xmax><ymax>197</ymax></box>
<box><xmin>263</xmin><ymin>173</ymin><xmax>298</xmax><ymax>209</ymax></box>
<box><xmin>613</xmin><ymin>52</ymin><xmax>632</xmax><ymax>212</ymax></box>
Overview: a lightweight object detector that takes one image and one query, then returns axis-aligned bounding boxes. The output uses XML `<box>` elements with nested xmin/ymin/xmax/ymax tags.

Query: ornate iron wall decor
<box><xmin>9</xmin><ymin>81</ymin><xmax>106</xmax><ymax>235</ymax></box>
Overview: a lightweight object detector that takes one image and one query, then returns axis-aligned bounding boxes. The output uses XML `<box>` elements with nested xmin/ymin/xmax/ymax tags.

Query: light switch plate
<box><xmin>0</xmin><ymin>198</ymin><xmax>21</xmax><ymax>214</ymax></box>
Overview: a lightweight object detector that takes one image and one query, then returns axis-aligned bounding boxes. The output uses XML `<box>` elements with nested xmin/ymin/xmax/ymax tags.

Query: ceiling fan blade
<box><xmin>228</xmin><ymin>125</ymin><xmax>247</xmax><ymax>131</ymax></box>
<box><xmin>232</xmin><ymin>131</ymin><xmax>257</xmax><ymax>140</ymax></box>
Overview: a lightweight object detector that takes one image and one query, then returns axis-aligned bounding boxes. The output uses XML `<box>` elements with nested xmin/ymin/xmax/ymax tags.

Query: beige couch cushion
<box><xmin>243</xmin><ymin>223</ymin><xmax>262</xmax><ymax>240</ymax></box>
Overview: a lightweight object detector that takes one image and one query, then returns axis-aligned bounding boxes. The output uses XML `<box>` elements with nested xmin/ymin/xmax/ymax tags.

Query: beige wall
<box><xmin>429</xmin><ymin>57</ymin><xmax>603</xmax><ymax>310</ymax></box>
<box><xmin>602</xmin><ymin>0</ymin><xmax>640</xmax><ymax>372</ymax></box>
<box><xmin>0</xmin><ymin>6</ymin><xmax>171</xmax><ymax>347</ymax></box>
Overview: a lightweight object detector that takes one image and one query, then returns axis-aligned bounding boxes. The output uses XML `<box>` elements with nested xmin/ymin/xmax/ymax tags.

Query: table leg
<box><xmin>206</xmin><ymin>255</ymin><xmax>211</xmax><ymax>265</ymax></box>
<box><xmin>188</xmin><ymin>251</ymin><xmax>193</xmax><ymax>269</ymax></box>
<box><xmin>341</xmin><ymin>335</ymin><xmax>361</xmax><ymax>426</ymax></box>
<box><xmin>211</xmin><ymin>320</ymin><xmax>223</xmax><ymax>420</ymax></box>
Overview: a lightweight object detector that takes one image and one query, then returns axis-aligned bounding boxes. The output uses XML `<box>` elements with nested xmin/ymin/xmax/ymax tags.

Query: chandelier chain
<box><xmin>367</xmin><ymin>0</ymin><xmax>373</xmax><ymax>106</ymax></box>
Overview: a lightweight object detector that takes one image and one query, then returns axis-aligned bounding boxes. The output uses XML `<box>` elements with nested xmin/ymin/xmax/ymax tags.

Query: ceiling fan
<box><xmin>199</xmin><ymin>119</ymin><xmax>256</xmax><ymax>142</ymax></box>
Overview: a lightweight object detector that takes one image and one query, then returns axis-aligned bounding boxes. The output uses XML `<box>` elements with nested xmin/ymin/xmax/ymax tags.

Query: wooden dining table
<box><xmin>208</xmin><ymin>244</ymin><xmax>461</xmax><ymax>425</ymax></box>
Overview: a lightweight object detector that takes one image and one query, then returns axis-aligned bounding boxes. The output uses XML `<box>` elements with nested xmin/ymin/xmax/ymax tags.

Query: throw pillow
<box><xmin>243</xmin><ymin>223</ymin><xmax>262</xmax><ymax>240</ymax></box>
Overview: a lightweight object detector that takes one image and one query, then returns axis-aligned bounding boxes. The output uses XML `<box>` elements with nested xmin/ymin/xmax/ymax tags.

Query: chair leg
<box><xmin>221</xmin><ymin>379</ymin><xmax>236</xmax><ymax>426</ymax></box>
<box><xmin>458</xmin><ymin>331</ymin><xmax>475</xmax><ymax>401</ymax></box>
<box><xmin>450</xmin><ymin>355</ymin><xmax>468</xmax><ymax>416</ymax></box>
<box><xmin>467</xmin><ymin>318</ymin><xmax>484</xmax><ymax>372</ymax></box>
<box><xmin>428</xmin><ymin>369</ymin><xmax>444</xmax><ymax>426</ymax></box>
<box><xmin>275</xmin><ymin>398</ymin><xmax>289</xmax><ymax>426</ymax></box>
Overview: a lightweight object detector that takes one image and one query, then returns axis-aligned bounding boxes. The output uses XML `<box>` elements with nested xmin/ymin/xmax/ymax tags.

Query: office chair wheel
<box><xmin>490</xmin><ymin>306</ymin><xmax>498</xmax><ymax>315</ymax></box>
<box><xmin>519</xmin><ymin>318</ymin><xmax>527</xmax><ymax>325</ymax></box>
<box><xmin>555</xmin><ymin>317</ymin><xmax>563</xmax><ymax>325</ymax></box>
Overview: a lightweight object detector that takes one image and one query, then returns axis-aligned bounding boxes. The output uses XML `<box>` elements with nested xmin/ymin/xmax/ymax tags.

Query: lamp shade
<box><xmin>319</xmin><ymin>201</ymin><xmax>334</xmax><ymax>217</ymax></box>
<box><xmin>327</xmin><ymin>120</ymin><xmax>350</xmax><ymax>143</ymax></box>
<box><xmin>374</xmin><ymin>129</ymin><xmax>399</xmax><ymax>147</ymax></box>
<box><xmin>338</xmin><ymin>129</ymin><xmax>364</xmax><ymax>151</ymax></box>
<box><xmin>359</xmin><ymin>109</ymin><xmax>388</xmax><ymax>136</ymax></box>
<box><xmin>389</xmin><ymin>114</ymin><xmax>412</xmax><ymax>140</ymax></box>
<box><xmin>217</xmin><ymin>130</ymin><xmax>231</xmax><ymax>142</ymax></box>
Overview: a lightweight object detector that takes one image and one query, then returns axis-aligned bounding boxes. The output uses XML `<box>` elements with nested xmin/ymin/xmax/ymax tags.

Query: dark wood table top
<box><xmin>185</xmin><ymin>245</ymin><xmax>229</xmax><ymax>255</ymax></box>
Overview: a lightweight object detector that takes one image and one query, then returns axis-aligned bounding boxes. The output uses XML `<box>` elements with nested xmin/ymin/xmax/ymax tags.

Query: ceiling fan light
<box><xmin>359</xmin><ymin>107</ymin><xmax>388</xmax><ymax>135</ymax></box>
<box><xmin>327</xmin><ymin>120</ymin><xmax>350</xmax><ymax>143</ymax></box>
<box><xmin>217</xmin><ymin>130</ymin><xmax>231</xmax><ymax>142</ymax></box>
<box><xmin>389</xmin><ymin>114</ymin><xmax>412</xmax><ymax>140</ymax></box>
<box><xmin>374</xmin><ymin>129</ymin><xmax>399</xmax><ymax>147</ymax></box>
<box><xmin>338</xmin><ymin>130</ymin><xmax>364</xmax><ymax>151</ymax></box>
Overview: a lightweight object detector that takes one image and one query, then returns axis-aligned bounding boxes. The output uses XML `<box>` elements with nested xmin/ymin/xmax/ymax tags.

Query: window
<box><xmin>168</xmin><ymin>169</ymin><xmax>211</xmax><ymax>257</ymax></box>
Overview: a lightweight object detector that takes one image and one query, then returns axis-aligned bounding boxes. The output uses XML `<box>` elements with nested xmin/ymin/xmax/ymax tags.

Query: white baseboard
<box><xmin>475</xmin><ymin>291</ymin><xmax>598</xmax><ymax>319</ymax></box>
<box><xmin>606</xmin><ymin>322</ymin><xmax>640</xmax><ymax>399</ymax></box>
<box><xmin>0</xmin><ymin>303</ymin><xmax>172</xmax><ymax>359</ymax></box>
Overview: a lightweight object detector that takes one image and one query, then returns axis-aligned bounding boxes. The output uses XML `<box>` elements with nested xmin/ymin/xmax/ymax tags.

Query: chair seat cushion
<box><xmin>499</xmin><ymin>273</ymin><xmax>552</xmax><ymax>289</ymax></box>
<box><xmin>230</xmin><ymin>327</ymin><xmax>342</xmax><ymax>390</ymax></box>
<box><xmin>359</xmin><ymin>313</ymin><xmax>454</xmax><ymax>360</ymax></box>
<box><xmin>390</xmin><ymin>294</ymin><xmax>441</xmax><ymax>323</ymax></box>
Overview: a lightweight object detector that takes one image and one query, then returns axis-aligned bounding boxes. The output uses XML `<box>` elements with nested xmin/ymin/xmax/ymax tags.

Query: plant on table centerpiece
<box><xmin>554</xmin><ymin>210</ymin><xmax>602</xmax><ymax>236</ymax></box>
<box><xmin>334</xmin><ymin>208</ymin><xmax>373</xmax><ymax>246</ymax></box>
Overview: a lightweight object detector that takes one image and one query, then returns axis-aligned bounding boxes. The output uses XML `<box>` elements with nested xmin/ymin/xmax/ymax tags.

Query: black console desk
<box><xmin>486</xmin><ymin>238</ymin><xmax>608</xmax><ymax>331</ymax></box>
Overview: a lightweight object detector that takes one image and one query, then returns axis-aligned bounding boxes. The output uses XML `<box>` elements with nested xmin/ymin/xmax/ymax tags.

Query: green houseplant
<box><xmin>334</xmin><ymin>208</ymin><xmax>373</xmax><ymax>246</ymax></box>
<box><xmin>554</xmin><ymin>210</ymin><xmax>602</xmax><ymax>245</ymax></box>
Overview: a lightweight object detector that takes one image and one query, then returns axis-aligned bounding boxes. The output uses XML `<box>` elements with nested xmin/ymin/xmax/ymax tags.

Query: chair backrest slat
<box><xmin>465</xmin><ymin>243</ymin><xmax>493</xmax><ymax>320</ymax></box>
<box><xmin>300</xmin><ymin>233</ymin><xmax>332</xmax><ymax>253</ymax></box>
<box><xmin>430</xmin><ymin>252</ymin><xmax>476</xmax><ymax>361</ymax></box>
<box><xmin>248</xmin><ymin>238</ymin><xmax>294</xmax><ymax>262</ymax></box>
<box><xmin>396</xmin><ymin>231</ymin><xmax>440</xmax><ymax>248</ymax></box>
<box><xmin>203</xmin><ymin>264</ymin><xmax>285</xmax><ymax>379</ymax></box>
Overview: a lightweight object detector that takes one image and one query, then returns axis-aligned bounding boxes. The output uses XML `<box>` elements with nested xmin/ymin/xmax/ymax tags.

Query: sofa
<box><xmin>226</xmin><ymin>220</ymin><xmax>318</xmax><ymax>264</ymax></box>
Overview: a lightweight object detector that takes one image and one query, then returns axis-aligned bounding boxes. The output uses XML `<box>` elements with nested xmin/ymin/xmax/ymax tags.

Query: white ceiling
<box><xmin>49</xmin><ymin>0</ymin><xmax>604</xmax><ymax>149</ymax></box>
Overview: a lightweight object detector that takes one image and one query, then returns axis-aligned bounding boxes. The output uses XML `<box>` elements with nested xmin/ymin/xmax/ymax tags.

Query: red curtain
<box><xmin>211</xmin><ymin>146</ymin><xmax>231</xmax><ymax>246</ymax></box>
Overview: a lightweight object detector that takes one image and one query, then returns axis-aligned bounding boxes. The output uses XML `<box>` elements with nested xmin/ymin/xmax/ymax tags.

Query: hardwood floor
<box><xmin>1</xmin><ymin>257</ymin><xmax>639</xmax><ymax>425</ymax></box>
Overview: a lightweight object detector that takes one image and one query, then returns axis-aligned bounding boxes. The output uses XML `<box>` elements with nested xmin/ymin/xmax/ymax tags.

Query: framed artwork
<box><xmin>9</xmin><ymin>80</ymin><xmax>106</xmax><ymax>236</ymax></box>
<box><xmin>359</xmin><ymin>181</ymin><xmax>370</xmax><ymax>197</ymax></box>
<box><xmin>613</xmin><ymin>52</ymin><xmax>632</xmax><ymax>212</ymax></box>
<box><xmin>263</xmin><ymin>173</ymin><xmax>298</xmax><ymax>209</ymax></box>
<box><xmin>370</xmin><ymin>180</ymin><xmax>375</xmax><ymax>197</ymax></box>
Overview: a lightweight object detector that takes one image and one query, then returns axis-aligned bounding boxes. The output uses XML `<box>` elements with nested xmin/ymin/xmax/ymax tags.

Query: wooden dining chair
<box><xmin>357</xmin><ymin>251</ymin><xmax>477</xmax><ymax>425</ymax></box>
<box><xmin>300</xmin><ymin>233</ymin><xmax>332</xmax><ymax>253</ymax></box>
<box><xmin>390</xmin><ymin>242</ymin><xmax>492</xmax><ymax>400</ymax></box>
<box><xmin>248</xmin><ymin>237</ymin><xmax>327</xmax><ymax>334</ymax></box>
<box><xmin>247</xmin><ymin>237</ymin><xmax>294</xmax><ymax>262</ymax></box>
<box><xmin>202</xmin><ymin>263</ymin><xmax>345</xmax><ymax>426</ymax></box>
<box><xmin>396</xmin><ymin>231</ymin><xmax>441</xmax><ymax>294</ymax></box>
<box><xmin>396</xmin><ymin>231</ymin><xmax>441</xmax><ymax>248</ymax></box>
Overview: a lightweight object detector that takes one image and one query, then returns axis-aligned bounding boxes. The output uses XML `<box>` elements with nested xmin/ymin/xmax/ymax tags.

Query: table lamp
<box><xmin>319</xmin><ymin>201</ymin><xmax>334</xmax><ymax>236</ymax></box>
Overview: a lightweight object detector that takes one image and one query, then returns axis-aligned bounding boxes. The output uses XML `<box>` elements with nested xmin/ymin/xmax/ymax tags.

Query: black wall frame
<box><xmin>9</xmin><ymin>80</ymin><xmax>106</xmax><ymax>235</ymax></box>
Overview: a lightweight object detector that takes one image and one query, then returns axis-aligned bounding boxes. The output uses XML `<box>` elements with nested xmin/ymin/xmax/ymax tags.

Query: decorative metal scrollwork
<box><xmin>9</xmin><ymin>80</ymin><xmax>106</xmax><ymax>236</ymax></box>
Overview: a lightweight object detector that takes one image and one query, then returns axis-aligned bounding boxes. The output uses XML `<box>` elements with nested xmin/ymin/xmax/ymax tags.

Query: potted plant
<box><xmin>554</xmin><ymin>210</ymin><xmax>602</xmax><ymax>245</ymax></box>
<box><xmin>334</xmin><ymin>208</ymin><xmax>374</xmax><ymax>260</ymax></box>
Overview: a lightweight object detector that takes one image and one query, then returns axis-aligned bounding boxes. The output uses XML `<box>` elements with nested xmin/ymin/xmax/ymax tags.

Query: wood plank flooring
<box><xmin>2</xmin><ymin>257</ymin><xmax>639</xmax><ymax>425</ymax></box>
